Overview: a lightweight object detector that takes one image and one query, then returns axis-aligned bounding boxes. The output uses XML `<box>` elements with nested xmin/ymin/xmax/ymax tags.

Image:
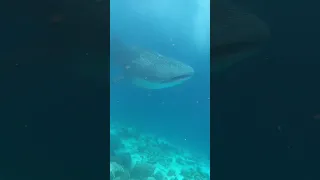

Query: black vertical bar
<box><xmin>0</xmin><ymin>0</ymin><xmax>110</xmax><ymax>179</ymax></box>
<box><xmin>211</xmin><ymin>0</ymin><xmax>320</xmax><ymax>180</ymax></box>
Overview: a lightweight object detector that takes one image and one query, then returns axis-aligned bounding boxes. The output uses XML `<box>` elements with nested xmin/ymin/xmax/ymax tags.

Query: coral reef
<box><xmin>180</xmin><ymin>167</ymin><xmax>209</xmax><ymax>180</ymax></box>
<box><xmin>130</xmin><ymin>163</ymin><xmax>155</xmax><ymax>179</ymax></box>
<box><xmin>118</xmin><ymin>127</ymin><xmax>139</xmax><ymax>139</ymax></box>
<box><xmin>110</xmin><ymin>122</ymin><xmax>210</xmax><ymax>180</ymax></box>
<box><xmin>111</xmin><ymin>152</ymin><xmax>133</xmax><ymax>170</ymax></box>
<box><xmin>110</xmin><ymin>162</ymin><xmax>124</xmax><ymax>180</ymax></box>
<box><xmin>153</xmin><ymin>171</ymin><xmax>165</xmax><ymax>180</ymax></box>
<box><xmin>111</xmin><ymin>134</ymin><xmax>124</xmax><ymax>155</ymax></box>
<box><xmin>167</xmin><ymin>169</ymin><xmax>176</xmax><ymax>176</ymax></box>
<box><xmin>146</xmin><ymin>177</ymin><xmax>157</xmax><ymax>180</ymax></box>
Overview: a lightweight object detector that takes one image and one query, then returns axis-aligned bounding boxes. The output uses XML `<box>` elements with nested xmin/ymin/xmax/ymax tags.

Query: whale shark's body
<box><xmin>110</xmin><ymin>40</ymin><xmax>194</xmax><ymax>89</ymax></box>
<box><xmin>78</xmin><ymin>0</ymin><xmax>270</xmax><ymax>85</ymax></box>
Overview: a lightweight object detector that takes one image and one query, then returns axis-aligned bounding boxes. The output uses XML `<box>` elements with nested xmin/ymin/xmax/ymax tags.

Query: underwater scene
<box><xmin>110</xmin><ymin>0</ymin><xmax>210</xmax><ymax>180</ymax></box>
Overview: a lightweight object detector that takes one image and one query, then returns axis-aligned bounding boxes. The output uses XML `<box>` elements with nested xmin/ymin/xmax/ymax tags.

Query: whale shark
<box><xmin>110</xmin><ymin>39</ymin><xmax>194</xmax><ymax>89</ymax></box>
<box><xmin>78</xmin><ymin>0</ymin><xmax>269</xmax><ymax>85</ymax></box>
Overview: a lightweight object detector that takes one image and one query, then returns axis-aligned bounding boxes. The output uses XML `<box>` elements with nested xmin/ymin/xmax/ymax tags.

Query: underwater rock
<box><xmin>110</xmin><ymin>162</ymin><xmax>125</xmax><ymax>179</ymax></box>
<box><xmin>184</xmin><ymin>159</ymin><xmax>196</xmax><ymax>166</ymax></box>
<box><xmin>155</xmin><ymin>140</ymin><xmax>177</xmax><ymax>155</ymax></box>
<box><xmin>111</xmin><ymin>152</ymin><xmax>133</xmax><ymax>170</ymax></box>
<box><xmin>137</xmin><ymin>145</ymin><xmax>146</xmax><ymax>153</ymax></box>
<box><xmin>153</xmin><ymin>171</ymin><xmax>165</xmax><ymax>180</ymax></box>
<box><xmin>118</xmin><ymin>169</ymin><xmax>131</xmax><ymax>180</ymax></box>
<box><xmin>148</xmin><ymin>146</ymin><xmax>162</xmax><ymax>154</ymax></box>
<box><xmin>175</xmin><ymin>157</ymin><xmax>185</xmax><ymax>165</ymax></box>
<box><xmin>143</xmin><ymin>135</ymin><xmax>158</xmax><ymax>147</ymax></box>
<box><xmin>111</xmin><ymin>156</ymin><xmax>122</xmax><ymax>164</ymax></box>
<box><xmin>180</xmin><ymin>167</ymin><xmax>209</xmax><ymax>180</ymax></box>
<box><xmin>146</xmin><ymin>157</ymin><xmax>157</xmax><ymax>165</ymax></box>
<box><xmin>145</xmin><ymin>177</ymin><xmax>157</xmax><ymax>180</ymax></box>
<box><xmin>180</xmin><ymin>168</ymin><xmax>192</xmax><ymax>179</ymax></box>
<box><xmin>130</xmin><ymin>163</ymin><xmax>155</xmax><ymax>179</ymax></box>
<box><xmin>110</xmin><ymin>162</ymin><xmax>131</xmax><ymax>180</ymax></box>
<box><xmin>158</xmin><ymin>159</ymin><xmax>168</xmax><ymax>169</ymax></box>
<box><xmin>119</xmin><ymin>127</ymin><xmax>139</xmax><ymax>139</ymax></box>
<box><xmin>111</xmin><ymin>134</ymin><xmax>124</xmax><ymax>153</ymax></box>
<box><xmin>167</xmin><ymin>169</ymin><xmax>176</xmax><ymax>176</ymax></box>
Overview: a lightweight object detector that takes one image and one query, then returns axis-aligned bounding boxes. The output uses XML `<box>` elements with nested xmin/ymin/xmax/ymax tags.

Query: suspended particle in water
<box><xmin>125</xmin><ymin>65</ymin><xmax>131</xmax><ymax>70</ymax></box>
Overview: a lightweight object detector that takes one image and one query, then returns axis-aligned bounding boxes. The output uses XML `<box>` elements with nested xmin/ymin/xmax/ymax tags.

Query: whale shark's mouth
<box><xmin>132</xmin><ymin>75</ymin><xmax>192</xmax><ymax>89</ymax></box>
<box><xmin>161</xmin><ymin>74</ymin><xmax>193</xmax><ymax>83</ymax></box>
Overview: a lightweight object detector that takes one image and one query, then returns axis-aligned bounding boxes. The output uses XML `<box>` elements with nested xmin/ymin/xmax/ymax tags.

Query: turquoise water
<box><xmin>110</xmin><ymin>0</ymin><xmax>210</xmax><ymax>154</ymax></box>
<box><xmin>110</xmin><ymin>0</ymin><xmax>210</xmax><ymax>179</ymax></box>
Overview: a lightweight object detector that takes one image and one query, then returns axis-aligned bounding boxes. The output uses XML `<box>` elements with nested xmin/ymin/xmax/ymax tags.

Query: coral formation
<box><xmin>111</xmin><ymin>134</ymin><xmax>123</xmax><ymax>155</ymax></box>
<box><xmin>167</xmin><ymin>169</ymin><xmax>176</xmax><ymax>176</ymax></box>
<box><xmin>153</xmin><ymin>171</ymin><xmax>165</xmax><ymax>180</ymax></box>
<box><xmin>118</xmin><ymin>127</ymin><xmax>139</xmax><ymax>139</ymax></box>
<box><xmin>110</xmin><ymin>122</ymin><xmax>210</xmax><ymax>180</ymax></box>
<box><xmin>111</xmin><ymin>152</ymin><xmax>133</xmax><ymax>170</ymax></box>
<box><xmin>180</xmin><ymin>167</ymin><xmax>209</xmax><ymax>180</ymax></box>
<box><xmin>130</xmin><ymin>163</ymin><xmax>155</xmax><ymax>179</ymax></box>
<box><xmin>110</xmin><ymin>162</ymin><xmax>124</xmax><ymax>180</ymax></box>
<box><xmin>145</xmin><ymin>177</ymin><xmax>157</xmax><ymax>180</ymax></box>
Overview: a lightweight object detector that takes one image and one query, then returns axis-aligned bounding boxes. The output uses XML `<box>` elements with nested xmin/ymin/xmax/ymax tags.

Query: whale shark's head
<box><xmin>128</xmin><ymin>52</ymin><xmax>195</xmax><ymax>90</ymax></box>
<box><xmin>212</xmin><ymin>0</ymin><xmax>270</xmax><ymax>72</ymax></box>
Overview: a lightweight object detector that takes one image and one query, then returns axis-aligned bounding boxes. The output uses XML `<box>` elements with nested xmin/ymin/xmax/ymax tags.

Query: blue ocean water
<box><xmin>110</xmin><ymin>0</ymin><xmax>210</xmax><ymax>159</ymax></box>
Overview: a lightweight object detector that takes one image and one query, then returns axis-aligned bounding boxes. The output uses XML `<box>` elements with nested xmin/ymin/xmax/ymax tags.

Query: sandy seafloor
<box><xmin>110</xmin><ymin>121</ymin><xmax>210</xmax><ymax>180</ymax></box>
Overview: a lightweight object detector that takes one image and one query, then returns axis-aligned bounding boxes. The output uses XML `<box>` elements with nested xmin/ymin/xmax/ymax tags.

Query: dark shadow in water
<box><xmin>211</xmin><ymin>0</ymin><xmax>320</xmax><ymax>178</ymax></box>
